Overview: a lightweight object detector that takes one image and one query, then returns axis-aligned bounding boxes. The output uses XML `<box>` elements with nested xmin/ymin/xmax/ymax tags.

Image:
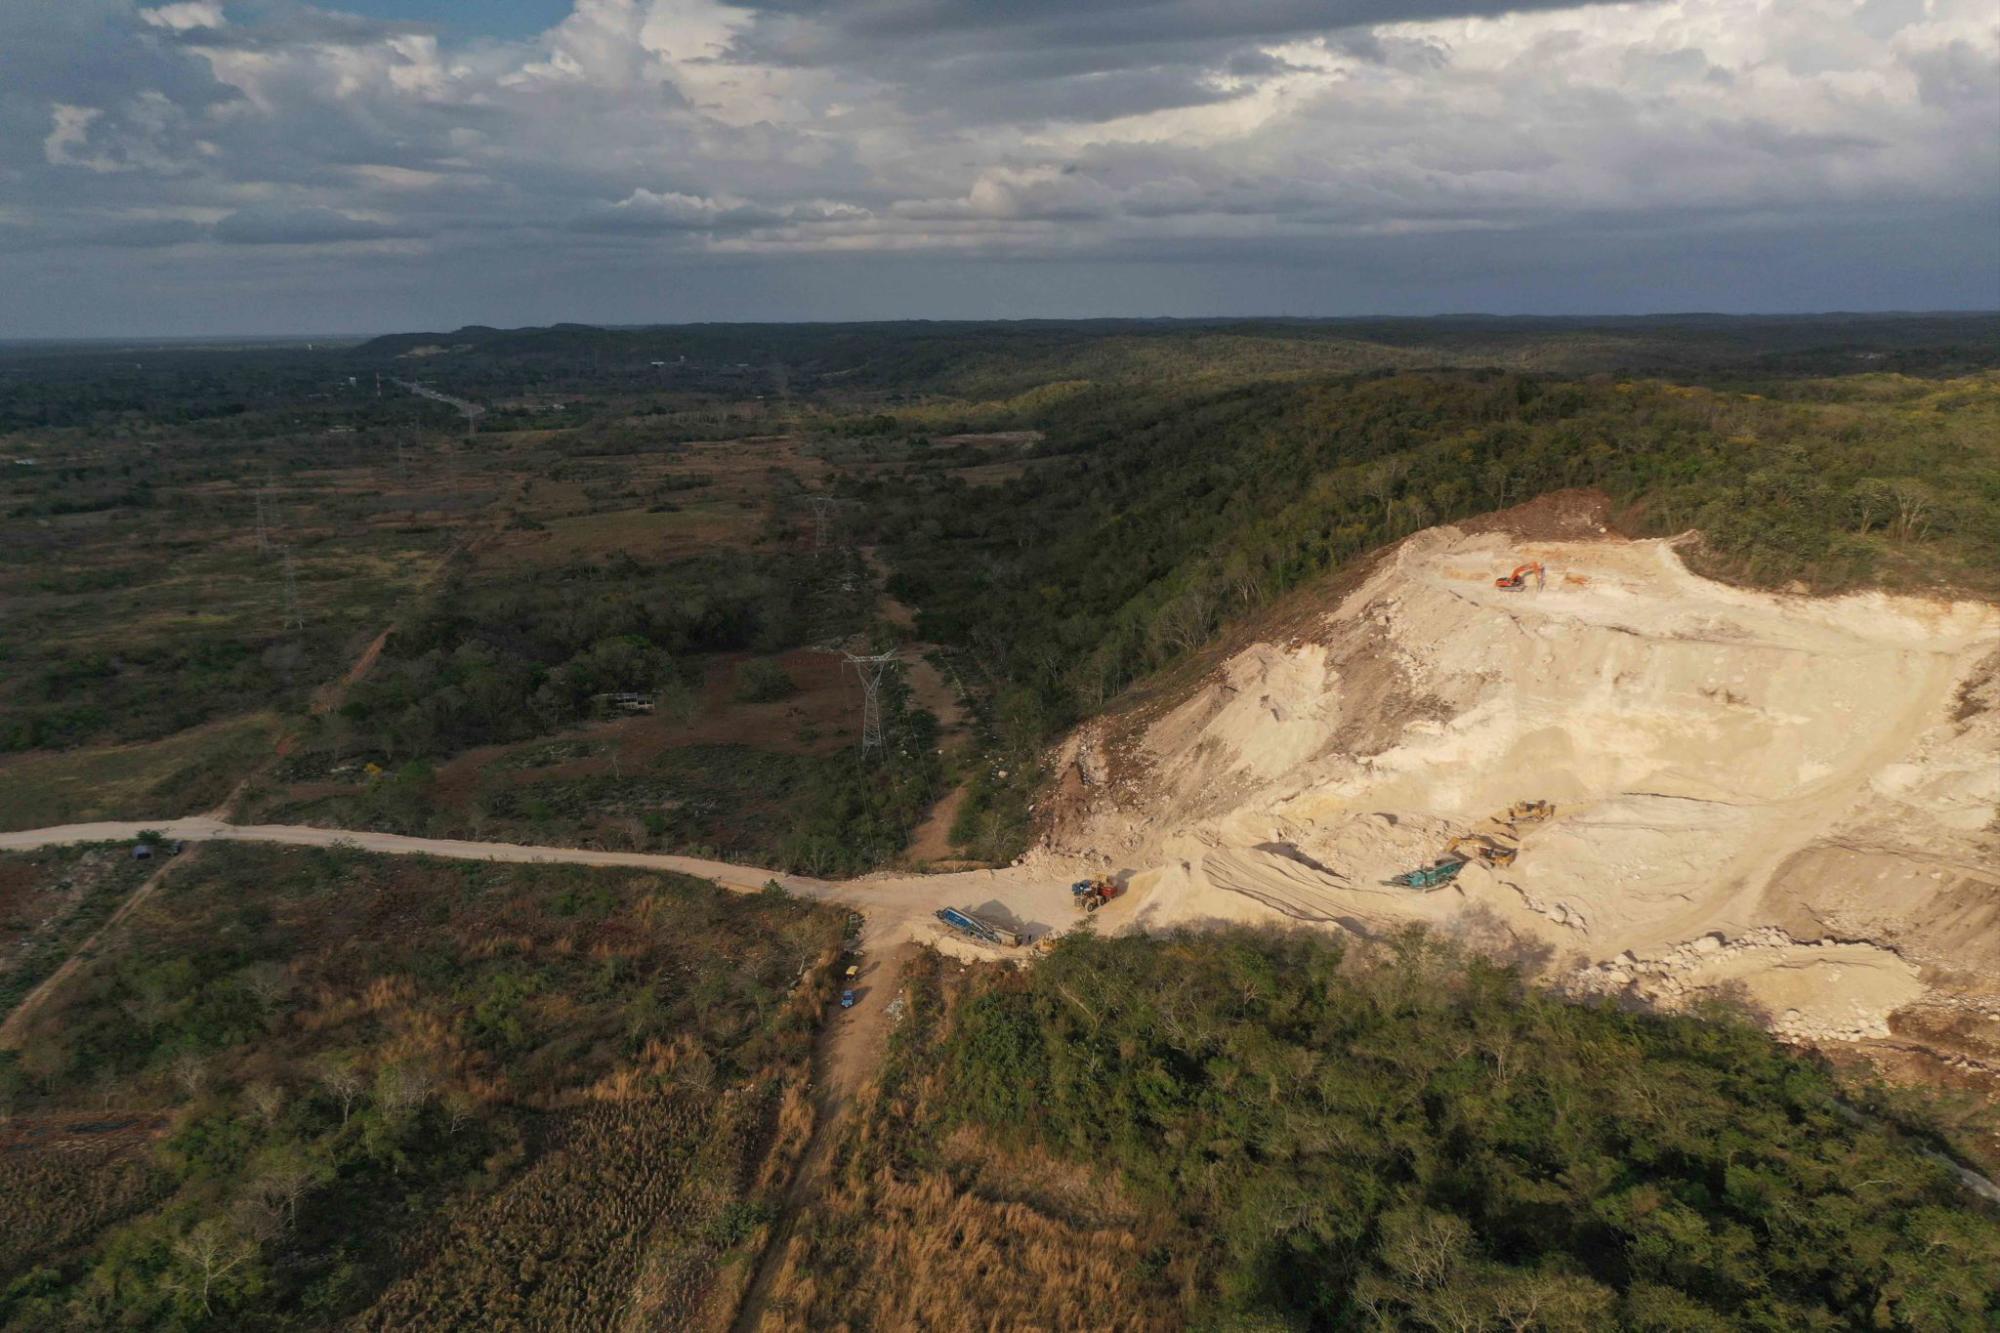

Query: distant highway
<box><xmin>393</xmin><ymin>377</ymin><xmax>486</xmax><ymax>425</ymax></box>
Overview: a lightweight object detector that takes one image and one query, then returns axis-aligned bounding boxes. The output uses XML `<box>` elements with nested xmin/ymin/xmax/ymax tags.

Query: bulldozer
<box><xmin>1495</xmin><ymin>561</ymin><xmax>1546</xmax><ymax>591</ymax></box>
<box><xmin>1502</xmin><ymin>799</ymin><xmax>1555</xmax><ymax>825</ymax></box>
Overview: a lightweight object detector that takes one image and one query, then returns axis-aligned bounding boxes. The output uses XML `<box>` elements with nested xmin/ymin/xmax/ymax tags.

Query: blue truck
<box><xmin>934</xmin><ymin>907</ymin><xmax>1026</xmax><ymax>948</ymax></box>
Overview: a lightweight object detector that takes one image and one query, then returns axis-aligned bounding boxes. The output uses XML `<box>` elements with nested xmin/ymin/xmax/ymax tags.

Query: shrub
<box><xmin>733</xmin><ymin>659</ymin><xmax>797</xmax><ymax>703</ymax></box>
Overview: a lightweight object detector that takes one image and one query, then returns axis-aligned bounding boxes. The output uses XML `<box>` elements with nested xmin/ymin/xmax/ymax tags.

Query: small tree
<box><xmin>659</xmin><ymin>677</ymin><xmax>702</xmax><ymax>728</ymax></box>
<box><xmin>1889</xmin><ymin>479</ymin><xmax>1936</xmax><ymax>541</ymax></box>
<box><xmin>253</xmin><ymin>1149</ymin><xmax>320</xmax><ymax>1228</ymax></box>
<box><xmin>443</xmin><ymin>1088</ymin><xmax>478</xmax><ymax>1138</ymax></box>
<box><xmin>170</xmin><ymin>1052</ymin><xmax>208</xmax><ymax>1099</ymax></box>
<box><xmin>376</xmin><ymin>1062</ymin><xmax>434</xmax><ymax>1116</ymax></box>
<box><xmin>317</xmin><ymin>1060</ymin><xmax>364</xmax><ymax>1126</ymax></box>
<box><xmin>240</xmin><ymin>961</ymin><xmax>293</xmax><ymax>1011</ymax></box>
<box><xmin>166</xmin><ymin>1219</ymin><xmax>253</xmax><ymax>1317</ymax></box>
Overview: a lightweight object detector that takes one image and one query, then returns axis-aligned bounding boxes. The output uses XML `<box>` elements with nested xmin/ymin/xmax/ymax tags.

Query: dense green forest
<box><xmin>856</xmin><ymin>371</ymin><xmax>2000</xmax><ymax>854</ymax></box>
<box><xmin>904</xmin><ymin>930</ymin><xmax>2000</xmax><ymax>1329</ymax></box>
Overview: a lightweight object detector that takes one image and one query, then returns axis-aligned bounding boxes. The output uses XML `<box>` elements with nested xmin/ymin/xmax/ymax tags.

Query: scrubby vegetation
<box><xmin>0</xmin><ymin>717</ymin><xmax>275</xmax><ymax>832</ymax></box>
<box><xmin>862</xmin><ymin>371</ymin><xmax>2000</xmax><ymax>856</ymax></box>
<box><xmin>772</xmin><ymin>931</ymin><xmax>2000</xmax><ymax>1331</ymax></box>
<box><xmin>263</xmin><ymin>695</ymin><xmax>942</xmax><ymax>876</ymax></box>
<box><xmin>0</xmin><ymin>846</ymin><xmax>153</xmax><ymax>1018</ymax></box>
<box><xmin>0</xmin><ymin>844</ymin><xmax>848</xmax><ymax>1330</ymax></box>
<box><xmin>8</xmin><ymin>319</ymin><xmax>1998</xmax><ymax>869</ymax></box>
<box><xmin>330</xmin><ymin>551</ymin><xmax>811</xmax><ymax>759</ymax></box>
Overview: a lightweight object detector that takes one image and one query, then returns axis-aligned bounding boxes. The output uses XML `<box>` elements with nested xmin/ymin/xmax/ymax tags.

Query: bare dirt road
<box><xmin>0</xmin><ymin>818</ymin><xmax>1083</xmax><ymax>955</ymax></box>
<box><xmin>730</xmin><ymin>942</ymin><xmax>915</xmax><ymax>1333</ymax></box>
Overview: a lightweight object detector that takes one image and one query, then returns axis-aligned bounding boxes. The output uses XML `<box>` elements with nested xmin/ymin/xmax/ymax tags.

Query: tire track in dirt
<box><xmin>730</xmin><ymin>943</ymin><xmax>911</xmax><ymax>1333</ymax></box>
<box><xmin>0</xmin><ymin>844</ymin><xmax>202</xmax><ymax>1048</ymax></box>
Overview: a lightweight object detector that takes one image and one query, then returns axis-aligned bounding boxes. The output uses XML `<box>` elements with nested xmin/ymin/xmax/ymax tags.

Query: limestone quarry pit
<box><xmin>1039</xmin><ymin>515</ymin><xmax>2000</xmax><ymax>1060</ymax></box>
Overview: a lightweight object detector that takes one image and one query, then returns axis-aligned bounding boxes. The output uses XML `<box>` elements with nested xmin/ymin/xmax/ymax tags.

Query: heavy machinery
<box><xmin>1391</xmin><ymin>798</ymin><xmax>1552</xmax><ymax>888</ymax></box>
<box><xmin>1495</xmin><ymin>561</ymin><xmax>1545</xmax><ymax>591</ymax></box>
<box><xmin>1391</xmin><ymin>859</ymin><xmax>1467</xmax><ymax>890</ymax></box>
<box><xmin>1070</xmin><ymin>876</ymin><xmax>1124</xmax><ymax>912</ymax></box>
<box><xmin>1446</xmin><ymin>833</ymin><xmax>1518</xmax><ymax>867</ymax></box>
<box><xmin>935</xmin><ymin>906</ymin><xmax>1026</xmax><ymax>948</ymax></box>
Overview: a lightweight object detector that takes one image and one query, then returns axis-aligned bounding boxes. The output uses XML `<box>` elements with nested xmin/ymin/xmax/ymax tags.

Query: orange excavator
<box><xmin>1447</xmin><ymin>833</ymin><xmax>1519</xmax><ymax>868</ymax></box>
<box><xmin>1495</xmin><ymin>561</ymin><xmax>1545</xmax><ymax>591</ymax></box>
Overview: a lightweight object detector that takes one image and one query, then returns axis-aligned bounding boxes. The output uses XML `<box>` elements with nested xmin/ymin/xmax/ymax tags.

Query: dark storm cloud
<box><xmin>736</xmin><ymin>0</ymin><xmax>1616</xmax><ymax>58</ymax></box>
<box><xmin>722</xmin><ymin>0</ymin><xmax>1634</xmax><ymax>125</ymax></box>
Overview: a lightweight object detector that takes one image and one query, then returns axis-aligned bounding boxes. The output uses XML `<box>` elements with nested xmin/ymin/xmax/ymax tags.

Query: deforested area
<box><xmin>758</xmin><ymin>933</ymin><xmax>2000</xmax><ymax>1331</ymax></box>
<box><xmin>0</xmin><ymin>843</ymin><xmax>848</xmax><ymax>1329</ymax></box>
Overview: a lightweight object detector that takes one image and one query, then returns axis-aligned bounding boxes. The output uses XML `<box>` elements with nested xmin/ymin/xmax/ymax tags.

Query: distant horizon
<box><xmin>6</xmin><ymin>307</ymin><xmax>2000</xmax><ymax>350</ymax></box>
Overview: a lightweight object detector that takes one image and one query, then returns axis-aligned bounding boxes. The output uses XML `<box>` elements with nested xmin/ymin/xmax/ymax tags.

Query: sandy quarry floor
<box><xmin>1046</xmin><ymin>519</ymin><xmax>2000</xmax><ymax>1047</ymax></box>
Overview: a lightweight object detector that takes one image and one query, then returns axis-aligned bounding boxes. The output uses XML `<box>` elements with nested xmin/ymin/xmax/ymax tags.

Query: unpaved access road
<box><xmin>730</xmin><ymin>941</ymin><xmax>916</xmax><ymax>1333</ymax></box>
<box><xmin>0</xmin><ymin>817</ymin><xmax>1090</xmax><ymax>953</ymax></box>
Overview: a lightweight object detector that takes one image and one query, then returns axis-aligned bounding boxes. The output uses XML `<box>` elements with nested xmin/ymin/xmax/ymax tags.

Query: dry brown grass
<box><xmin>757</xmin><ymin>1162</ymin><xmax>1179</xmax><ymax>1332</ymax></box>
<box><xmin>356</xmin><ymin>1091</ymin><xmax>751</xmax><ymax>1332</ymax></box>
<box><xmin>742</xmin><ymin>951</ymin><xmax>1183</xmax><ymax>1332</ymax></box>
<box><xmin>0</xmin><ymin>1131</ymin><xmax>171</xmax><ymax>1277</ymax></box>
<box><xmin>0</xmin><ymin>713</ymin><xmax>277</xmax><ymax>832</ymax></box>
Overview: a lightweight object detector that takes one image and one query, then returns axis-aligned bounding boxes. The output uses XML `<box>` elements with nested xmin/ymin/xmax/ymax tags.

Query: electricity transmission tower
<box><xmin>806</xmin><ymin>495</ymin><xmax>846</xmax><ymax>558</ymax></box>
<box><xmin>254</xmin><ymin>489</ymin><xmax>270</xmax><ymax>553</ymax></box>
<box><xmin>280</xmin><ymin>549</ymin><xmax>304</xmax><ymax>630</ymax></box>
<box><xmin>843</xmin><ymin>651</ymin><xmax>903</xmax><ymax>755</ymax></box>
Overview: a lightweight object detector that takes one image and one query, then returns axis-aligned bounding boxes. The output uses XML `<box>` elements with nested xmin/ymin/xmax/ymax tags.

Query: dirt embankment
<box><xmin>1045</xmin><ymin>504</ymin><xmax>2000</xmax><ymax>1060</ymax></box>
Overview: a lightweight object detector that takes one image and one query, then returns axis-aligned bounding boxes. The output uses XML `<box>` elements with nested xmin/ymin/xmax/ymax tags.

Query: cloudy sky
<box><xmin>2</xmin><ymin>0</ymin><xmax>1995</xmax><ymax>336</ymax></box>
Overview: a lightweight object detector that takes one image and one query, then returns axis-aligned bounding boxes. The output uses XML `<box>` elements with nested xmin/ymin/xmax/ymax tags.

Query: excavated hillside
<box><xmin>1042</xmin><ymin>497</ymin><xmax>2000</xmax><ymax>1063</ymax></box>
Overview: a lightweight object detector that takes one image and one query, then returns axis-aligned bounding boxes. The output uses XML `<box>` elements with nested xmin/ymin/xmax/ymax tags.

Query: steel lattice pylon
<box><xmin>843</xmin><ymin>651</ymin><xmax>903</xmax><ymax>754</ymax></box>
<box><xmin>280</xmin><ymin>548</ymin><xmax>304</xmax><ymax>630</ymax></box>
<box><xmin>806</xmin><ymin>494</ymin><xmax>857</xmax><ymax>559</ymax></box>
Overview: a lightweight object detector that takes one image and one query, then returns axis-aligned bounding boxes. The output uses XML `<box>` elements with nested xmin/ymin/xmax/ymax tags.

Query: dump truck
<box><xmin>935</xmin><ymin>906</ymin><xmax>1026</xmax><ymax>948</ymax></box>
<box><xmin>1070</xmin><ymin>876</ymin><xmax>1124</xmax><ymax>912</ymax></box>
